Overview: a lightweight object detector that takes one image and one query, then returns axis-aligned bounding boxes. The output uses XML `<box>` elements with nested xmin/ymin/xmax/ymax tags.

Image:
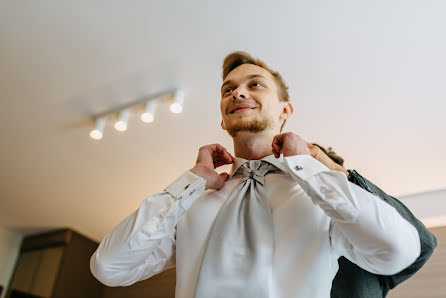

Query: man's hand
<box><xmin>272</xmin><ymin>132</ymin><xmax>310</xmax><ymax>158</ymax></box>
<box><xmin>306</xmin><ymin>142</ymin><xmax>349</xmax><ymax>176</ymax></box>
<box><xmin>189</xmin><ymin>144</ymin><xmax>235</xmax><ymax>190</ymax></box>
<box><xmin>272</xmin><ymin>133</ymin><xmax>349</xmax><ymax>177</ymax></box>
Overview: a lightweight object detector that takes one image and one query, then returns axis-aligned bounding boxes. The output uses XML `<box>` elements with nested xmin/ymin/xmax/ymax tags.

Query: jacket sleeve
<box><xmin>90</xmin><ymin>171</ymin><xmax>205</xmax><ymax>287</ymax></box>
<box><xmin>347</xmin><ymin>170</ymin><xmax>437</xmax><ymax>289</ymax></box>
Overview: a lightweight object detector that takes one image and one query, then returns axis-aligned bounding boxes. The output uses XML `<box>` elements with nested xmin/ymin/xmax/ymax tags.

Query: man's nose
<box><xmin>232</xmin><ymin>87</ymin><xmax>249</xmax><ymax>100</ymax></box>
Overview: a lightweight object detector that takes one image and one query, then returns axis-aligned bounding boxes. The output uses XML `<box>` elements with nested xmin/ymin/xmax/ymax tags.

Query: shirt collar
<box><xmin>229</xmin><ymin>154</ymin><xmax>288</xmax><ymax>179</ymax></box>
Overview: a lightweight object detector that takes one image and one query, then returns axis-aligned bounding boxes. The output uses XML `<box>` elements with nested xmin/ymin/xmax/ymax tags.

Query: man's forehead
<box><xmin>222</xmin><ymin>64</ymin><xmax>273</xmax><ymax>85</ymax></box>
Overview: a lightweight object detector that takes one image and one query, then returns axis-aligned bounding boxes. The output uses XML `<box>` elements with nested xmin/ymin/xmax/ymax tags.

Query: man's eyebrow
<box><xmin>221</xmin><ymin>74</ymin><xmax>267</xmax><ymax>91</ymax></box>
<box><xmin>221</xmin><ymin>80</ymin><xmax>235</xmax><ymax>91</ymax></box>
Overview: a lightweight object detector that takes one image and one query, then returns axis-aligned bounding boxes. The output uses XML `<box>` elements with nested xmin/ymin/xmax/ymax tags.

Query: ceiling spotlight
<box><xmin>169</xmin><ymin>89</ymin><xmax>184</xmax><ymax>114</ymax></box>
<box><xmin>90</xmin><ymin>118</ymin><xmax>105</xmax><ymax>140</ymax></box>
<box><xmin>114</xmin><ymin>109</ymin><xmax>129</xmax><ymax>131</ymax></box>
<box><xmin>141</xmin><ymin>100</ymin><xmax>157</xmax><ymax>123</ymax></box>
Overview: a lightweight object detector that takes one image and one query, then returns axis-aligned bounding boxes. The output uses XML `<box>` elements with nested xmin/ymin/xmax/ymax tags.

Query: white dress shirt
<box><xmin>90</xmin><ymin>154</ymin><xmax>420</xmax><ymax>298</ymax></box>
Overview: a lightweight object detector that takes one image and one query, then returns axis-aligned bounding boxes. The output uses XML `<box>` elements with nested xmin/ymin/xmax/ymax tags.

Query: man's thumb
<box><xmin>219</xmin><ymin>172</ymin><xmax>229</xmax><ymax>181</ymax></box>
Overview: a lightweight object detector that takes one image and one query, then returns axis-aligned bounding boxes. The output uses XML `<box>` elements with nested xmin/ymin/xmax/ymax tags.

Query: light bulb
<box><xmin>141</xmin><ymin>113</ymin><xmax>154</xmax><ymax>123</ymax></box>
<box><xmin>90</xmin><ymin>118</ymin><xmax>105</xmax><ymax>140</ymax></box>
<box><xmin>169</xmin><ymin>89</ymin><xmax>184</xmax><ymax>114</ymax></box>
<box><xmin>169</xmin><ymin>103</ymin><xmax>183</xmax><ymax>113</ymax></box>
<box><xmin>114</xmin><ymin>121</ymin><xmax>127</xmax><ymax>131</ymax></box>
<box><xmin>90</xmin><ymin>130</ymin><xmax>103</xmax><ymax>139</ymax></box>
<box><xmin>114</xmin><ymin>109</ymin><xmax>129</xmax><ymax>131</ymax></box>
<box><xmin>141</xmin><ymin>101</ymin><xmax>157</xmax><ymax>123</ymax></box>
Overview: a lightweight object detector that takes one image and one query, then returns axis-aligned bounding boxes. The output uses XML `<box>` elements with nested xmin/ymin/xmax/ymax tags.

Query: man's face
<box><xmin>220</xmin><ymin>64</ymin><xmax>289</xmax><ymax>137</ymax></box>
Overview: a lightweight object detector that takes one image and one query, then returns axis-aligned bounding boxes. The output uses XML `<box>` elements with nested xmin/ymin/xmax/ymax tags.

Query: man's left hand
<box><xmin>272</xmin><ymin>132</ymin><xmax>310</xmax><ymax>158</ymax></box>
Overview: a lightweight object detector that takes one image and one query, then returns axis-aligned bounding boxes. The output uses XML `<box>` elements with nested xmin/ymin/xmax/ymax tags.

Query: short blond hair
<box><xmin>222</xmin><ymin>51</ymin><xmax>290</xmax><ymax>131</ymax></box>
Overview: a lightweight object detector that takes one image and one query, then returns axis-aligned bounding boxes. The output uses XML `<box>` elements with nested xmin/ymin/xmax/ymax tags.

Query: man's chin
<box><xmin>225</xmin><ymin>119</ymin><xmax>272</xmax><ymax>137</ymax></box>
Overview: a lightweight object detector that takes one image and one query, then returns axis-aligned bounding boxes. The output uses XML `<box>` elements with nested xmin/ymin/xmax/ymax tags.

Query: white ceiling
<box><xmin>1</xmin><ymin>1</ymin><xmax>445</xmax><ymax>242</ymax></box>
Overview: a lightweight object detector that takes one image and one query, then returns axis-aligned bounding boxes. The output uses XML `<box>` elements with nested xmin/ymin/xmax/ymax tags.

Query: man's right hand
<box><xmin>189</xmin><ymin>144</ymin><xmax>235</xmax><ymax>190</ymax></box>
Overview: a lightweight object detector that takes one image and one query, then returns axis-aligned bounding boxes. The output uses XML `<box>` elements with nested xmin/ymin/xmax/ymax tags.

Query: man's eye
<box><xmin>251</xmin><ymin>82</ymin><xmax>261</xmax><ymax>88</ymax></box>
<box><xmin>224</xmin><ymin>88</ymin><xmax>233</xmax><ymax>94</ymax></box>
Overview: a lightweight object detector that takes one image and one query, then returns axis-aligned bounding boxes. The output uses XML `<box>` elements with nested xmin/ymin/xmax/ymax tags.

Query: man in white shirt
<box><xmin>90</xmin><ymin>51</ymin><xmax>421</xmax><ymax>298</ymax></box>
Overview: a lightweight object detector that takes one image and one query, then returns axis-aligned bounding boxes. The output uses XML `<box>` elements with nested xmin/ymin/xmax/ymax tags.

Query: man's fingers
<box><xmin>218</xmin><ymin>149</ymin><xmax>233</xmax><ymax>164</ymax></box>
<box><xmin>272</xmin><ymin>145</ymin><xmax>281</xmax><ymax>158</ymax></box>
<box><xmin>193</xmin><ymin>145</ymin><xmax>234</xmax><ymax>190</ymax></box>
<box><xmin>212</xmin><ymin>152</ymin><xmax>231</xmax><ymax>166</ymax></box>
<box><xmin>213</xmin><ymin>159</ymin><xmax>228</xmax><ymax>169</ymax></box>
<box><xmin>218</xmin><ymin>145</ymin><xmax>235</xmax><ymax>163</ymax></box>
<box><xmin>272</xmin><ymin>135</ymin><xmax>284</xmax><ymax>157</ymax></box>
<box><xmin>201</xmin><ymin>144</ymin><xmax>234</xmax><ymax>165</ymax></box>
<box><xmin>272</xmin><ymin>142</ymin><xmax>281</xmax><ymax>152</ymax></box>
<box><xmin>214</xmin><ymin>172</ymin><xmax>229</xmax><ymax>190</ymax></box>
<box><xmin>220</xmin><ymin>172</ymin><xmax>229</xmax><ymax>181</ymax></box>
<box><xmin>272</xmin><ymin>134</ymin><xmax>284</xmax><ymax>146</ymax></box>
<box><xmin>199</xmin><ymin>144</ymin><xmax>232</xmax><ymax>169</ymax></box>
<box><xmin>213</xmin><ymin>144</ymin><xmax>234</xmax><ymax>164</ymax></box>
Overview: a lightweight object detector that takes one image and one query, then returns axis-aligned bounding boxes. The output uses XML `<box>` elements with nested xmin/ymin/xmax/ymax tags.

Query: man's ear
<box><xmin>280</xmin><ymin>102</ymin><xmax>294</xmax><ymax>120</ymax></box>
<box><xmin>221</xmin><ymin>119</ymin><xmax>227</xmax><ymax>130</ymax></box>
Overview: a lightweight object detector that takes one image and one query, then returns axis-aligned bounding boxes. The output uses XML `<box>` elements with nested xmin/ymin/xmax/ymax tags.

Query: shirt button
<box><xmin>295</xmin><ymin>165</ymin><xmax>303</xmax><ymax>171</ymax></box>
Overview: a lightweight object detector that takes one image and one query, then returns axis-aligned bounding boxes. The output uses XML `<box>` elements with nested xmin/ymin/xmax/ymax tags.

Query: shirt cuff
<box><xmin>283</xmin><ymin>154</ymin><xmax>331</xmax><ymax>180</ymax></box>
<box><xmin>164</xmin><ymin>170</ymin><xmax>205</xmax><ymax>200</ymax></box>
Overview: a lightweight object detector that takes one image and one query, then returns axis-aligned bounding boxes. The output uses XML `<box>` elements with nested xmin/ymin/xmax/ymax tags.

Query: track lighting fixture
<box><xmin>89</xmin><ymin>89</ymin><xmax>183</xmax><ymax>140</ymax></box>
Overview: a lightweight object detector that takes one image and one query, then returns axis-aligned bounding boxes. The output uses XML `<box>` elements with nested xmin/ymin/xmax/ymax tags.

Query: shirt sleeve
<box><xmin>347</xmin><ymin>169</ymin><xmax>437</xmax><ymax>288</ymax></box>
<box><xmin>283</xmin><ymin>155</ymin><xmax>421</xmax><ymax>275</ymax></box>
<box><xmin>90</xmin><ymin>171</ymin><xmax>205</xmax><ymax>287</ymax></box>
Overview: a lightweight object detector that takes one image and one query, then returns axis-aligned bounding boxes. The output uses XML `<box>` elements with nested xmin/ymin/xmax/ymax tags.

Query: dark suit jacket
<box><xmin>331</xmin><ymin>170</ymin><xmax>437</xmax><ymax>297</ymax></box>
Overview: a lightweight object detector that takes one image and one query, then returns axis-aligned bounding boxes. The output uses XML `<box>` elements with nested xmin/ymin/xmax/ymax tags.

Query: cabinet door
<box><xmin>9</xmin><ymin>250</ymin><xmax>42</xmax><ymax>293</ymax></box>
<box><xmin>8</xmin><ymin>246</ymin><xmax>64</xmax><ymax>298</ymax></box>
<box><xmin>30</xmin><ymin>246</ymin><xmax>64</xmax><ymax>297</ymax></box>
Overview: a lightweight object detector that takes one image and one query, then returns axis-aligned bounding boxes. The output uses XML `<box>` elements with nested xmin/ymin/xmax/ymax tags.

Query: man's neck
<box><xmin>232</xmin><ymin>129</ymin><xmax>278</xmax><ymax>160</ymax></box>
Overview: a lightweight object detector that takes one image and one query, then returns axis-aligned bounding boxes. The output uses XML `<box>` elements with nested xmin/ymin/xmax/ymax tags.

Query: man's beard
<box><xmin>225</xmin><ymin>117</ymin><xmax>273</xmax><ymax>137</ymax></box>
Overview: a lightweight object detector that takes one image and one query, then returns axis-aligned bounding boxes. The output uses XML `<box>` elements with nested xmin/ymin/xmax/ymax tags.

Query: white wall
<box><xmin>0</xmin><ymin>227</ymin><xmax>23</xmax><ymax>298</ymax></box>
<box><xmin>400</xmin><ymin>189</ymin><xmax>446</xmax><ymax>228</ymax></box>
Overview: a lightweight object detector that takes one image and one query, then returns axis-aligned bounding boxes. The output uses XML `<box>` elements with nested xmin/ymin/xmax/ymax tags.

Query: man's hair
<box><xmin>222</xmin><ymin>51</ymin><xmax>290</xmax><ymax>132</ymax></box>
<box><xmin>312</xmin><ymin>143</ymin><xmax>344</xmax><ymax>166</ymax></box>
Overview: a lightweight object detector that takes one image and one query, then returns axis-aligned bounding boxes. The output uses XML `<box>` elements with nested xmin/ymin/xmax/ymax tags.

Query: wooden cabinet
<box><xmin>5</xmin><ymin>229</ymin><xmax>103</xmax><ymax>298</ymax></box>
<box><xmin>9</xmin><ymin>247</ymin><xmax>63</xmax><ymax>297</ymax></box>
